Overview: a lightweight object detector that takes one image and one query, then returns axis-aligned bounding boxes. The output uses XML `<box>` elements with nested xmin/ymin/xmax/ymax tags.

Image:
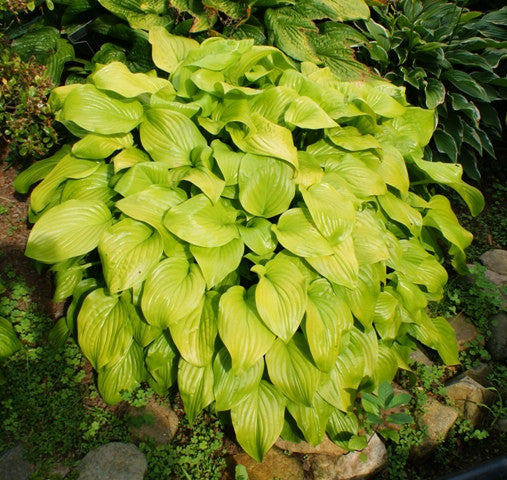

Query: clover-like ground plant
<box><xmin>15</xmin><ymin>29</ymin><xmax>484</xmax><ymax>462</ymax></box>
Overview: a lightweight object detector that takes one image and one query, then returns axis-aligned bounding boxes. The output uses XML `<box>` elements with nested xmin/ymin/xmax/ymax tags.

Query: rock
<box><xmin>480</xmin><ymin>250</ymin><xmax>507</xmax><ymax>276</ymax></box>
<box><xmin>0</xmin><ymin>445</ymin><xmax>31</xmax><ymax>480</ymax></box>
<box><xmin>486</xmin><ymin>312</ymin><xmax>507</xmax><ymax>361</ymax></box>
<box><xmin>410</xmin><ymin>347</ymin><xmax>434</xmax><ymax>366</ymax></box>
<box><xmin>466</xmin><ymin>363</ymin><xmax>492</xmax><ymax>386</ymax></box>
<box><xmin>78</xmin><ymin>443</ymin><xmax>147</xmax><ymax>480</ymax></box>
<box><xmin>411</xmin><ymin>397</ymin><xmax>458</xmax><ymax>458</ymax></box>
<box><xmin>310</xmin><ymin>434</ymin><xmax>386</xmax><ymax>480</ymax></box>
<box><xmin>128</xmin><ymin>398</ymin><xmax>179</xmax><ymax>445</ymax></box>
<box><xmin>275</xmin><ymin>436</ymin><xmax>347</xmax><ymax>456</ymax></box>
<box><xmin>484</xmin><ymin>269</ymin><xmax>507</xmax><ymax>288</ymax></box>
<box><xmin>494</xmin><ymin>418</ymin><xmax>507</xmax><ymax>433</ymax></box>
<box><xmin>445</xmin><ymin>374</ymin><xmax>496</xmax><ymax>426</ymax></box>
<box><xmin>232</xmin><ymin>447</ymin><xmax>304</xmax><ymax>480</ymax></box>
<box><xmin>449</xmin><ymin>313</ymin><xmax>480</xmax><ymax>351</ymax></box>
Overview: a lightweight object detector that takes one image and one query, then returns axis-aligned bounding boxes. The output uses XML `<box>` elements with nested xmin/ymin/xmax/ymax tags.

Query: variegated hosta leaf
<box><xmin>59</xmin><ymin>84</ymin><xmax>144</xmax><ymax>135</ymax></box>
<box><xmin>252</xmin><ymin>254</ymin><xmax>307</xmax><ymax>342</ymax></box>
<box><xmin>77</xmin><ymin>289</ymin><xmax>134</xmax><ymax>370</ymax></box>
<box><xmin>145</xmin><ymin>331</ymin><xmax>179</xmax><ymax>395</ymax></box>
<box><xmin>164</xmin><ymin>194</ymin><xmax>239</xmax><ymax>247</ymax></box>
<box><xmin>213</xmin><ymin>347</ymin><xmax>264</xmax><ymax>411</ymax></box>
<box><xmin>287</xmin><ymin>393</ymin><xmax>334</xmax><ymax>446</ymax></box>
<box><xmin>97</xmin><ymin>341</ymin><xmax>145</xmax><ymax>405</ymax></box>
<box><xmin>266</xmin><ymin>334</ymin><xmax>321</xmax><ymax>406</ymax></box>
<box><xmin>191</xmin><ymin>238</ymin><xmax>244</xmax><ymax>289</ymax></box>
<box><xmin>99</xmin><ymin>218</ymin><xmax>163</xmax><ymax>293</ymax></box>
<box><xmin>304</xmin><ymin>278</ymin><xmax>353</xmax><ymax>372</ymax></box>
<box><xmin>25</xmin><ymin>200</ymin><xmax>112</xmax><ymax>263</ymax></box>
<box><xmin>178</xmin><ymin>358</ymin><xmax>214</xmax><ymax>423</ymax></box>
<box><xmin>218</xmin><ymin>286</ymin><xmax>275</xmax><ymax>373</ymax></box>
<box><xmin>238</xmin><ymin>154</ymin><xmax>296</xmax><ymax>218</ymax></box>
<box><xmin>231</xmin><ymin>380</ymin><xmax>286</xmax><ymax>462</ymax></box>
<box><xmin>169</xmin><ymin>291</ymin><xmax>218</xmax><ymax>367</ymax></box>
<box><xmin>141</xmin><ymin>257</ymin><xmax>206</xmax><ymax>329</ymax></box>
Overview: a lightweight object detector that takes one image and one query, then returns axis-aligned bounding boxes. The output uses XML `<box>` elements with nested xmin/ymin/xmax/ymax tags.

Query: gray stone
<box><xmin>449</xmin><ymin>313</ymin><xmax>480</xmax><ymax>352</ymax></box>
<box><xmin>275</xmin><ymin>435</ymin><xmax>347</xmax><ymax>456</ymax></box>
<box><xmin>410</xmin><ymin>397</ymin><xmax>458</xmax><ymax>458</ymax></box>
<box><xmin>494</xmin><ymin>418</ymin><xmax>507</xmax><ymax>433</ymax></box>
<box><xmin>310</xmin><ymin>434</ymin><xmax>387</xmax><ymax>480</ymax></box>
<box><xmin>128</xmin><ymin>398</ymin><xmax>179</xmax><ymax>445</ymax></box>
<box><xmin>484</xmin><ymin>269</ymin><xmax>507</xmax><ymax>288</ymax></box>
<box><xmin>78</xmin><ymin>443</ymin><xmax>147</xmax><ymax>480</ymax></box>
<box><xmin>410</xmin><ymin>347</ymin><xmax>434</xmax><ymax>366</ymax></box>
<box><xmin>0</xmin><ymin>445</ymin><xmax>30</xmax><ymax>480</ymax></box>
<box><xmin>480</xmin><ymin>250</ymin><xmax>507</xmax><ymax>276</ymax></box>
<box><xmin>445</xmin><ymin>374</ymin><xmax>496</xmax><ymax>426</ymax></box>
<box><xmin>232</xmin><ymin>447</ymin><xmax>304</xmax><ymax>480</ymax></box>
<box><xmin>486</xmin><ymin>312</ymin><xmax>507</xmax><ymax>361</ymax></box>
<box><xmin>466</xmin><ymin>363</ymin><xmax>492</xmax><ymax>386</ymax></box>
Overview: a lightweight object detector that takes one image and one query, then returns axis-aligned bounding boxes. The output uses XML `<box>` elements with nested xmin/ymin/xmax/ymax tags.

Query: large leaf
<box><xmin>98</xmin><ymin>218</ymin><xmax>163</xmax><ymax>293</ymax></box>
<box><xmin>178</xmin><ymin>359</ymin><xmax>214</xmax><ymax>423</ymax></box>
<box><xmin>265</xmin><ymin>334</ymin><xmax>321</xmax><ymax>406</ymax></box>
<box><xmin>295</xmin><ymin>0</ymin><xmax>370</xmax><ymax>21</ymax></box>
<box><xmin>0</xmin><ymin>317</ymin><xmax>22</xmax><ymax>359</ymax></box>
<box><xmin>164</xmin><ymin>194</ymin><xmax>239</xmax><ymax>247</ymax></box>
<box><xmin>252</xmin><ymin>254</ymin><xmax>307</xmax><ymax>342</ymax></box>
<box><xmin>231</xmin><ymin>380</ymin><xmax>285</xmax><ymax>462</ymax></box>
<box><xmin>190</xmin><ymin>238</ymin><xmax>244</xmax><ymax>288</ymax></box>
<box><xmin>169</xmin><ymin>291</ymin><xmax>218</xmax><ymax>366</ymax></box>
<box><xmin>238</xmin><ymin>154</ymin><xmax>296</xmax><ymax>218</ymax></box>
<box><xmin>213</xmin><ymin>347</ymin><xmax>264</xmax><ymax>411</ymax></box>
<box><xmin>304</xmin><ymin>278</ymin><xmax>352</xmax><ymax>372</ymax></box>
<box><xmin>285</xmin><ymin>96</ymin><xmax>337</xmax><ymax>129</ymax></box>
<box><xmin>25</xmin><ymin>200</ymin><xmax>112</xmax><ymax>263</ymax></box>
<box><xmin>141</xmin><ymin>257</ymin><xmax>206</xmax><ymax>328</ymax></box>
<box><xmin>77</xmin><ymin>289</ymin><xmax>134</xmax><ymax>370</ymax></box>
<box><xmin>218</xmin><ymin>286</ymin><xmax>275</xmax><ymax>373</ymax></box>
<box><xmin>145</xmin><ymin>331</ymin><xmax>179</xmax><ymax>395</ymax></box>
<box><xmin>140</xmin><ymin>108</ymin><xmax>207</xmax><ymax>167</ymax></box>
<box><xmin>59</xmin><ymin>84</ymin><xmax>144</xmax><ymax>135</ymax></box>
<box><xmin>71</xmin><ymin>133</ymin><xmax>133</xmax><ymax>160</ymax></box>
<box><xmin>238</xmin><ymin>217</ymin><xmax>277</xmax><ymax>256</ymax></box>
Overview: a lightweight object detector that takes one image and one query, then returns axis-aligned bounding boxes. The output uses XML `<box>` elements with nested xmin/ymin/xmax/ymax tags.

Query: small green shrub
<box><xmin>356</xmin><ymin>0</ymin><xmax>507</xmax><ymax>180</ymax></box>
<box><xmin>17</xmin><ymin>33</ymin><xmax>483</xmax><ymax>461</ymax></box>
<box><xmin>0</xmin><ymin>36</ymin><xmax>58</xmax><ymax>163</ymax></box>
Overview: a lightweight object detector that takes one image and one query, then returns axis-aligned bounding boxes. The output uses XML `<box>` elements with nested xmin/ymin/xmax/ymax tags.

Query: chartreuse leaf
<box><xmin>98</xmin><ymin>218</ymin><xmax>163</xmax><ymax>293</ymax></box>
<box><xmin>91</xmin><ymin>61</ymin><xmax>171</xmax><ymax>98</ymax></box>
<box><xmin>145</xmin><ymin>331</ymin><xmax>179</xmax><ymax>395</ymax></box>
<box><xmin>326</xmin><ymin>409</ymin><xmax>360</xmax><ymax>448</ymax></box>
<box><xmin>112</xmin><ymin>147</ymin><xmax>151</xmax><ymax>173</ymax></box>
<box><xmin>169</xmin><ymin>291</ymin><xmax>218</xmax><ymax>367</ymax></box>
<box><xmin>304</xmin><ymin>279</ymin><xmax>353</xmax><ymax>372</ymax></box>
<box><xmin>213</xmin><ymin>347</ymin><xmax>264</xmax><ymax>411</ymax></box>
<box><xmin>183</xmin><ymin>166</ymin><xmax>226</xmax><ymax>204</ymax></box>
<box><xmin>61</xmin><ymin>164</ymin><xmax>115</xmax><ymax>206</ymax></box>
<box><xmin>51</xmin><ymin>256</ymin><xmax>89</xmax><ymax>302</ymax></box>
<box><xmin>77</xmin><ymin>289</ymin><xmax>134</xmax><ymax>370</ymax></box>
<box><xmin>149</xmin><ymin>26</ymin><xmax>199</xmax><ymax>73</ymax></box>
<box><xmin>409</xmin><ymin>311</ymin><xmax>459</xmax><ymax>365</ymax></box>
<box><xmin>231</xmin><ymin>380</ymin><xmax>285</xmax><ymax>462</ymax></box>
<box><xmin>378</xmin><ymin>191</ymin><xmax>422</xmax><ymax>236</ymax></box>
<box><xmin>0</xmin><ymin>317</ymin><xmax>22</xmax><ymax>359</ymax></box>
<box><xmin>287</xmin><ymin>393</ymin><xmax>334</xmax><ymax>446</ymax></box>
<box><xmin>352</xmin><ymin>210</ymin><xmax>390</xmax><ymax>265</ymax></box>
<box><xmin>59</xmin><ymin>84</ymin><xmax>144</xmax><ymax>135</ymax></box>
<box><xmin>26</xmin><ymin>200</ymin><xmax>112</xmax><ymax>263</ymax></box>
<box><xmin>266</xmin><ymin>334</ymin><xmax>321</xmax><ymax>406</ymax></box>
<box><xmin>190</xmin><ymin>238</ymin><xmax>244</xmax><ymax>289</ymax></box>
<box><xmin>140</xmin><ymin>108</ymin><xmax>207</xmax><ymax>167</ymax></box>
<box><xmin>211</xmin><ymin>140</ymin><xmax>243</xmax><ymax>185</ymax></box>
<box><xmin>300</xmin><ymin>183</ymin><xmax>355</xmax><ymax>245</ymax></box>
<box><xmin>238</xmin><ymin>154</ymin><xmax>296</xmax><ymax>218</ymax></box>
<box><xmin>141</xmin><ymin>257</ymin><xmax>206</xmax><ymax>329</ymax></box>
<box><xmin>178</xmin><ymin>358</ymin><xmax>214</xmax><ymax>423</ymax></box>
<box><xmin>238</xmin><ymin>218</ymin><xmax>277</xmax><ymax>256</ymax></box>
<box><xmin>410</xmin><ymin>158</ymin><xmax>484</xmax><ymax>217</ymax></box>
<box><xmin>218</xmin><ymin>286</ymin><xmax>275</xmax><ymax>373</ymax></box>
<box><xmin>306</xmin><ymin>236</ymin><xmax>359</xmax><ymax>289</ymax></box>
<box><xmin>327</xmin><ymin>127</ymin><xmax>380</xmax><ymax>151</ymax></box>
<box><xmin>377</xmin><ymin>144</ymin><xmax>409</xmax><ymax>196</ymax></box>
<box><xmin>374</xmin><ymin>343</ymin><xmax>400</xmax><ymax>387</ymax></box>
<box><xmin>252</xmin><ymin>254</ymin><xmax>307</xmax><ymax>342</ymax></box>
<box><xmin>98</xmin><ymin>341</ymin><xmax>145</xmax><ymax>404</ymax></box>
<box><xmin>285</xmin><ymin>96</ymin><xmax>337</xmax><ymax>129</ymax></box>
<box><xmin>227</xmin><ymin>113</ymin><xmax>298</xmax><ymax>168</ymax></box>
<box><xmin>273</xmin><ymin>208</ymin><xmax>335</xmax><ymax>257</ymax></box>
<box><xmin>373</xmin><ymin>290</ymin><xmax>402</xmax><ymax>341</ymax></box>
<box><xmin>72</xmin><ymin>133</ymin><xmax>134</xmax><ymax>160</ymax></box>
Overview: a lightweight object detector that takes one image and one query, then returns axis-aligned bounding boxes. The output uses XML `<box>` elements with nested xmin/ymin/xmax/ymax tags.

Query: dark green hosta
<box><xmin>16</xmin><ymin>33</ymin><xmax>483</xmax><ymax>461</ymax></box>
<box><xmin>356</xmin><ymin>0</ymin><xmax>507</xmax><ymax>180</ymax></box>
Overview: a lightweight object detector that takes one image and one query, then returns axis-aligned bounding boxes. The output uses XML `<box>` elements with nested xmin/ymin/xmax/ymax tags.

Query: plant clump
<box><xmin>16</xmin><ymin>32</ymin><xmax>484</xmax><ymax>461</ymax></box>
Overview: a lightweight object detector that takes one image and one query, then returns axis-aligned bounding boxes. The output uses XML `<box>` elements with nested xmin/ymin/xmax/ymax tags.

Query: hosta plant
<box><xmin>16</xmin><ymin>31</ymin><xmax>483</xmax><ymax>461</ymax></box>
<box><xmin>356</xmin><ymin>0</ymin><xmax>507</xmax><ymax>180</ymax></box>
